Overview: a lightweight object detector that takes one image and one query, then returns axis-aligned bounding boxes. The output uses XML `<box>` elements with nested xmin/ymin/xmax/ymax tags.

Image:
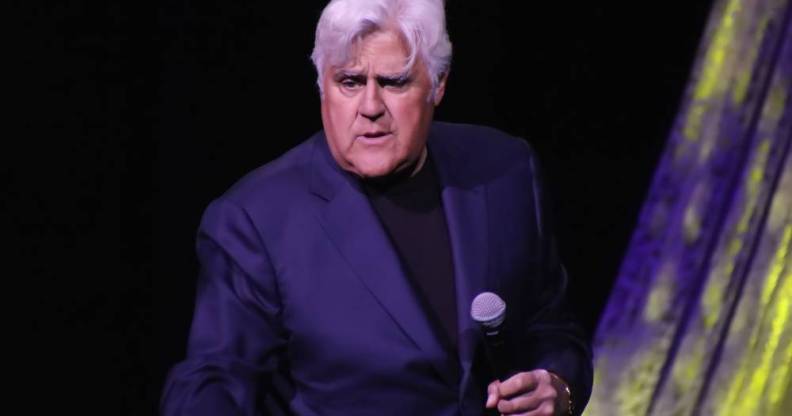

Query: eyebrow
<box><xmin>334</xmin><ymin>70</ymin><xmax>411</xmax><ymax>85</ymax></box>
<box><xmin>333</xmin><ymin>72</ymin><xmax>366</xmax><ymax>83</ymax></box>
<box><xmin>376</xmin><ymin>73</ymin><xmax>411</xmax><ymax>85</ymax></box>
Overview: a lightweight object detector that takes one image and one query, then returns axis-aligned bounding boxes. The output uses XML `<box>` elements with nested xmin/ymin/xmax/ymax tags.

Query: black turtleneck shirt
<box><xmin>361</xmin><ymin>155</ymin><xmax>459</xmax><ymax>353</ymax></box>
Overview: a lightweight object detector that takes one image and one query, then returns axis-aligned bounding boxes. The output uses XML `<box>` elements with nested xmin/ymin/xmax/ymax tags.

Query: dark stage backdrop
<box><xmin>12</xmin><ymin>0</ymin><xmax>712</xmax><ymax>413</ymax></box>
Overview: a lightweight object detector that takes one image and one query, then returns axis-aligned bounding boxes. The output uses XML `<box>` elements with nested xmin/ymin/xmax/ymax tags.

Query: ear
<box><xmin>432</xmin><ymin>71</ymin><xmax>449</xmax><ymax>106</ymax></box>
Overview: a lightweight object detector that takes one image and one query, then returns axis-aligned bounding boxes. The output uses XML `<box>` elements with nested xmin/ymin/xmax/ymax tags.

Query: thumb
<box><xmin>486</xmin><ymin>380</ymin><xmax>500</xmax><ymax>408</ymax></box>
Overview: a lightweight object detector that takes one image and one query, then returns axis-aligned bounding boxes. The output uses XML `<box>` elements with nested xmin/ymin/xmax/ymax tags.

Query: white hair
<box><xmin>311</xmin><ymin>0</ymin><xmax>452</xmax><ymax>100</ymax></box>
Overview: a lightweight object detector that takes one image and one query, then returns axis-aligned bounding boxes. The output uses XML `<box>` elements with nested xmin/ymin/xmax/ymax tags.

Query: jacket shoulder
<box><xmin>429</xmin><ymin>121</ymin><xmax>539</xmax><ymax>183</ymax></box>
<box><xmin>432</xmin><ymin>121</ymin><xmax>536</xmax><ymax>163</ymax></box>
<box><xmin>216</xmin><ymin>133</ymin><xmax>321</xmax><ymax>211</ymax></box>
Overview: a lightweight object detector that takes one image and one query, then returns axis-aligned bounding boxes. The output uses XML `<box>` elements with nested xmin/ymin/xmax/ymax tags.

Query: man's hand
<box><xmin>485</xmin><ymin>369</ymin><xmax>571</xmax><ymax>415</ymax></box>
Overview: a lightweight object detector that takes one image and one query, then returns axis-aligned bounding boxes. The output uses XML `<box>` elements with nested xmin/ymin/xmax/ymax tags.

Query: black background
<box><xmin>11</xmin><ymin>0</ymin><xmax>712</xmax><ymax>413</ymax></box>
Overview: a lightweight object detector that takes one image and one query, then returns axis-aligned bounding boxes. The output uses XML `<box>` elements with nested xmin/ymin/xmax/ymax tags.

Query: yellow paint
<box><xmin>767</xmin><ymin>158</ymin><xmax>792</xmax><ymax>230</ymax></box>
<box><xmin>683</xmin><ymin>0</ymin><xmax>744</xmax><ymax>143</ymax></box>
<box><xmin>716</xmin><ymin>225</ymin><xmax>792</xmax><ymax>416</ymax></box>
<box><xmin>732</xmin><ymin>16</ymin><xmax>768</xmax><ymax>105</ymax></box>
<box><xmin>614</xmin><ymin>340</ymin><xmax>670</xmax><ymax>416</ymax></box>
<box><xmin>702</xmin><ymin>274</ymin><xmax>726</xmax><ymax>329</ymax></box>
<box><xmin>671</xmin><ymin>337</ymin><xmax>706</xmax><ymax>395</ymax></box>
<box><xmin>706</xmin><ymin>139</ymin><xmax>771</xmax><ymax>317</ymax></box>
<box><xmin>588</xmin><ymin>360</ymin><xmax>606</xmax><ymax>415</ymax></box>
<box><xmin>766</xmin><ymin>272</ymin><xmax>791</xmax><ymax>409</ymax></box>
<box><xmin>734</xmin><ymin>264</ymin><xmax>790</xmax><ymax>415</ymax></box>
<box><xmin>737</xmin><ymin>139</ymin><xmax>770</xmax><ymax>234</ymax></box>
<box><xmin>684</xmin><ymin>201</ymin><xmax>703</xmax><ymax>244</ymax></box>
<box><xmin>693</xmin><ymin>0</ymin><xmax>741</xmax><ymax>101</ymax></box>
<box><xmin>644</xmin><ymin>264</ymin><xmax>674</xmax><ymax>323</ymax></box>
<box><xmin>683</xmin><ymin>103</ymin><xmax>707</xmax><ymax>142</ymax></box>
<box><xmin>762</xmin><ymin>75</ymin><xmax>789</xmax><ymax>123</ymax></box>
<box><xmin>761</xmin><ymin>225</ymin><xmax>791</xmax><ymax>305</ymax></box>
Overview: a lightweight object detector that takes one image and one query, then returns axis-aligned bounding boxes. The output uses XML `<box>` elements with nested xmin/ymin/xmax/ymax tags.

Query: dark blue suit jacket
<box><xmin>162</xmin><ymin>122</ymin><xmax>592</xmax><ymax>415</ymax></box>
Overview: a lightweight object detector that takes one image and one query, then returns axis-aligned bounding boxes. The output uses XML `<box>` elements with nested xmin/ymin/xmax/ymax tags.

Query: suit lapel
<box><xmin>443</xmin><ymin>185</ymin><xmax>489</xmax><ymax>390</ymax></box>
<box><xmin>427</xmin><ymin>131</ymin><xmax>490</xmax><ymax>395</ymax></box>
<box><xmin>309</xmin><ymin>136</ymin><xmax>458</xmax><ymax>387</ymax></box>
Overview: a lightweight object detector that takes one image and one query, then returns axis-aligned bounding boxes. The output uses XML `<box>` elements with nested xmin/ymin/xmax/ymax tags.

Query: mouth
<box><xmin>357</xmin><ymin>131</ymin><xmax>392</xmax><ymax>143</ymax></box>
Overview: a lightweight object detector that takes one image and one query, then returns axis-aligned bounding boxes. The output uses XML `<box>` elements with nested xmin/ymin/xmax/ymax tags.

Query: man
<box><xmin>161</xmin><ymin>0</ymin><xmax>592</xmax><ymax>414</ymax></box>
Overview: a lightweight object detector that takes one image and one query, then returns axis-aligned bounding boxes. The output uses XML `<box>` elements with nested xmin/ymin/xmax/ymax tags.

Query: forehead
<box><xmin>338</xmin><ymin>30</ymin><xmax>410</xmax><ymax>72</ymax></box>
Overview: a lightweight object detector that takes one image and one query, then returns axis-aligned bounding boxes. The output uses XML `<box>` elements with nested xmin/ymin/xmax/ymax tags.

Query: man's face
<box><xmin>320</xmin><ymin>29</ymin><xmax>446</xmax><ymax>178</ymax></box>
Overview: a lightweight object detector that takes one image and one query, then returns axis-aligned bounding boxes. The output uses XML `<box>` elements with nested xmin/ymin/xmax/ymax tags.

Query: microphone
<box><xmin>470</xmin><ymin>292</ymin><xmax>509</xmax><ymax>380</ymax></box>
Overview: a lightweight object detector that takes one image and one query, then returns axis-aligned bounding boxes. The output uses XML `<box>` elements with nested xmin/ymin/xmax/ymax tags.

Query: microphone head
<box><xmin>470</xmin><ymin>292</ymin><xmax>506</xmax><ymax>329</ymax></box>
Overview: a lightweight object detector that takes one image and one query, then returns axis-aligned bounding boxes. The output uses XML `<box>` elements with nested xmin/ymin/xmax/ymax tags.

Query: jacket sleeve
<box><xmin>518</xmin><ymin>145</ymin><xmax>593</xmax><ymax>415</ymax></box>
<box><xmin>161</xmin><ymin>197</ymin><xmax>288</xmax><ymax>416</ymax></box>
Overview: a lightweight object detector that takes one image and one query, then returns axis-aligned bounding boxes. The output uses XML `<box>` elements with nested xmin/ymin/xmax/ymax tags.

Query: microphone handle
<box><xmin>482</xmin><ymin>326</ymin><xmax>510</xmax><ymax>381</ymax></box>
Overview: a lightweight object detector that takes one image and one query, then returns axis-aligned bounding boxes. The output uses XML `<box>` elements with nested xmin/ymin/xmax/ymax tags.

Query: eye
<box><xmin>338</xmin><ymin>76</ymin><xmax>364</xmax><ymax>90</ymax></box>
<box><xmin>379</xmin><ymin>76</ymin><xmax>411</xmax><ymax>89</ymax></box>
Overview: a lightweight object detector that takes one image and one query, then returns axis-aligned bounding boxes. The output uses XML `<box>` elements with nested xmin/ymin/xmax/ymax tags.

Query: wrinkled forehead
<box><xmin>327</xmin><ymin>28</ymin><xmax>416</xmax><ymax>74</ymax></box>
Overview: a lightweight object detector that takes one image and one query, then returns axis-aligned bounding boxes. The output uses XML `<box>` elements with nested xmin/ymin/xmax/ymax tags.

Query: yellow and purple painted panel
<box><xmin>588</xmin><ymin>0</ymin><xmax>791</xmax><ymax>415</ymax></box>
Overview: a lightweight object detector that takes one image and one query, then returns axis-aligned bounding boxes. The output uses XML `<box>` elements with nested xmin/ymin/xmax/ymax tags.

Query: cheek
<box><xmin>322</xmin><ymin>99</ymin><xmax>357</xmax><ymax>146</ymax></box>
<box><xmin>391</xmin><ymin>100</ymin><xmax>432</xmax><ymax>145</ymax></box>
<box><xmin>392</xmin><ymin>101</ymin><xmax>422</xmax><ymax>128</ymax></box>
<box><xmin>328</xmin><ymin>100</ymin><xmax>357</xmax><ymax>126</ymax></box>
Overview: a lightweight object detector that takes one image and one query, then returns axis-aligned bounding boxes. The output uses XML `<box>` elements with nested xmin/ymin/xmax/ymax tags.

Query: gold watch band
<box><xmin>548</xmin><ymin>372</ymin><xmax>573</xmax><ymax>416</ymax></box>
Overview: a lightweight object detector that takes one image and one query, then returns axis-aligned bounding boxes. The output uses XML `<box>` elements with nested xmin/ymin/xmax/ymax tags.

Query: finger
<box><xmin>522</xmin><ymin>402</ymin><xmax>555</xmax><ymax>416</ymax></box>
<box><xmin>486</xmin><ymin>380</ymin><xmax>500</xmax><ymax>408</ymax></box>
<box><xmin>497</xmin><ymin>393</ymin><xmax>540</xmax><ymax>414</ymax></box>
<box><xmin>498</xmin><ymin>371</ymin><xmax>542</xmax><ymax>398</ymax></box>
<box><xmin>496</xmin><ymin>386</ymin><xmax>556</xmax><ymax>414</ymax></box>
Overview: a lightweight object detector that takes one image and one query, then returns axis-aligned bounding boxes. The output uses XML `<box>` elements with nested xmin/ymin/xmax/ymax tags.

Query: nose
<box><xmin>359</xmin><ymin>81</ymin><xmax>385</xmax><ymax>121</ymax></box>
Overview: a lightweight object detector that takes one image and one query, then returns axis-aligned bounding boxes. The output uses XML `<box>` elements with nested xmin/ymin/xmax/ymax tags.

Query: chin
<box><xmin>352</xmin><ymin>158</ymin><xmax>400</xmax><ymax>178</ymax></box>
<box><xmin>356</xmin><ymin>166</ymin><xmax>397</xmax><ymax>179</ymax></box>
